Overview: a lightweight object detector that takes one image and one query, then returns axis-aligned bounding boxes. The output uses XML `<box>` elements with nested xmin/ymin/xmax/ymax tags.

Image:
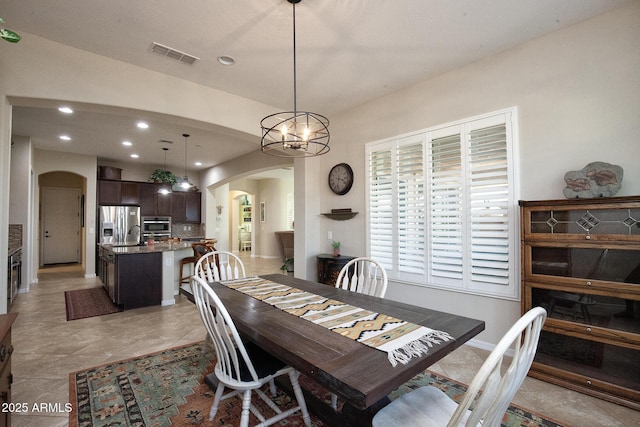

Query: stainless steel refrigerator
<box><xmin>99</xmin><ymin>205</ymin><xmax>141</xmax><ymax>245</ymax></box>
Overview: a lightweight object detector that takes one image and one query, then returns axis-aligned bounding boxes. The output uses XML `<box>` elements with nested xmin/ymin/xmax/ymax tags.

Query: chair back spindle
<box><xmin>335</xmin><ymin>257</ymin><xmax>388</xmax><ymax>298</ymax></box>
<box><xmin>195</xmin><ymin>251</ymin><xmax>246</xmax><ymax>282</ymax></box>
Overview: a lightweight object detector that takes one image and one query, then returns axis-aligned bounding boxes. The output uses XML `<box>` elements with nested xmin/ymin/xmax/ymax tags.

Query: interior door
<box><xmin>42</xmin><ymin>187</ymin><xmax>81</xmax><ymax>265</ymax></box>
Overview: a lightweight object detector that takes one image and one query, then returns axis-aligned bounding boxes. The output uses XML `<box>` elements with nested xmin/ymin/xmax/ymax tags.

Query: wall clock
<box><xmin>328</xmin><ymin>163</ymin><xmax>354</xmax><ymax>195</ymax></box>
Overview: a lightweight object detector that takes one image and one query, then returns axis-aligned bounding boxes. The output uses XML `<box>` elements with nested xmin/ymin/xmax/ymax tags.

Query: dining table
<box><xmin>181</xmin><ymin>273</ymin><xmax>485</xmax><ymax>426</ymax></box>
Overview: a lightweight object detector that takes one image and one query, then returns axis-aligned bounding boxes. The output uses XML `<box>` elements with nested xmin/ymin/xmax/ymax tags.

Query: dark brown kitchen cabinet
<box><xmin>99</xmin><ymin>247</ymin><xmax>161</xmax><ymax>310</ymax></box>
<box><xmin>98</xmin><ymin>180</ymin><xmax>139</xmax><ymax>205</ymax></box>
<box><xmin>520</xmin><ymin>196</ymin><xmax>640</xmax><ymax>411</ymax></box>
<box><xmin>139</xmin><ymin>183</ymin><xmax>171</xmax><ymax>216</ymax></box>
<box><xmin>120</xmin><ymin>182</ymin><xmax>139</xmax><ymax>204</ymax></box>
<box><xmin>171</xmin><ymin>192</ymin><xmax>201</xmax><ymax>223</ymax></box>
<box><xmin>0</xmin><ymin>312</ymin><xmax>17</xmax><ymax>427</ymax></box>
<box><xmin>116</xmin><ymin>252</ymin><xmax>162</xmax><ymax>309</ymax></box>
<box><xmin>185</xmin><ymin>192</ymin><xmax>201</xmax><ymax>222</ymax></box>
<box><xmin>98</xmin><ymin>180</ymin><xmax>121</xmax><ymax>205</ymax></box>
<box><xmin>98</xmin><ymin>179</ymin><xmax>199</xmax><ymax>221</ymax></box>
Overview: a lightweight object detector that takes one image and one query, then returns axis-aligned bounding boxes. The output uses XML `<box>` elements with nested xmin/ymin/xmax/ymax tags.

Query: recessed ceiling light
<box><xmin>59</xmin><ymin>135</ymin><xmax>71</xmax><ymax>141</ymax></box>
<box><xmin>217</xmin><ymin>55</ymin><xmax>236</xmax><ymax>66</ymax></box>
<box><xmin>137</xmin><ymin>121</ymin><xmax>149</xmax><ymax>129</ymax></box>
<box><xmin>122</xmin><ymin>140</ymin><xmax>132</xmax><ymax>146</ymax></box>
<box><xmin>130</xmin><ymin>153</ymin><xmax>139</xmax><ymax>158</ymax></box>
<box><xmin>194</xmin><ymin>161</ymin><xmax>202</xmax><ymax>166</ymax></box>
<box><xmin>58</xmin><ymin>106</ymin><xmax>73</xmax><ymax>114</ymax></box>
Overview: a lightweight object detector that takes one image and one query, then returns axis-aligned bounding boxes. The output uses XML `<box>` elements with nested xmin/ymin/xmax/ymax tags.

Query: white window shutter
<box><xmin>397</xmin><ymin>136</ymin><xmax>426</xmax><ymax>276</ymax></box>
<box><xmin>428</xmin><ymin>128</ymin><xmax>464</xmax><ymax>283</ymax></box>
<box><xmin>368</xmin><ymin>146</ymin><xmax>394</xmax><ymax>270</ymax></box>
<box><xmin>366</xmin><ymin>108</ymin><xmax>518</xmax><ymax>300</ymax></box>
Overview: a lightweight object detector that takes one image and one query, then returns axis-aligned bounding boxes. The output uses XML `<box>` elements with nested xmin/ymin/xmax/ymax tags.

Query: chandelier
<box><xmin>178</xmin><ymin>133</ymin><xmax>193</xmax><ymax>189</ymax></box>
<box><xmin>260</xmin><ymin>0</ymin><xmax>330</xmax><ymax>157</ymax></box>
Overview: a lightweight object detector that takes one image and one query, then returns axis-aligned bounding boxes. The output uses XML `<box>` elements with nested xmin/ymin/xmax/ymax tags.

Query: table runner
<box><xmin>220</xmin><ymin>276</ymin><xmax>453</xmax><ymax>367</ymax></box>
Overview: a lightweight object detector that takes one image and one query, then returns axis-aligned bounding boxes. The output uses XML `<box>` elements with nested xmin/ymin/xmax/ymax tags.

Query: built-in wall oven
<box><xmin>142</xmin><ymin>216</ymin><xmax>171</xmax><ymax>241</ymax></box>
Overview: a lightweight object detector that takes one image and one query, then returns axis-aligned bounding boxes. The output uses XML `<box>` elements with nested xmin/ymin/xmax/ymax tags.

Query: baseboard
<box><xmin>161</xmin><ymin>298</ymin><xmax>176</xmax><ymax>306</ymax></box>
<box><xmin>464</xmin><ymin>338</ymin><xmax>515</xmax><ymax>358</ymax></box>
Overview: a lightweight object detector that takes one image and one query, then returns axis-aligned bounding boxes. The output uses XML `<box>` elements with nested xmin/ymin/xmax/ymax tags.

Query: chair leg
<box><xmin>209</xmin><ymin>381</ymin><xmax>226</xmax><ymax>421</ymax></box>
<box><xmin>269</xmin><ymin>379</ymin><xmax>277</xmax><ymax>396</ymax></box>
<box><xmin>288</xmin><ymin>370</ymin><xmax>312</xmax><ymax>427</ymax></box>
<box><xmin>240</xmin><ymin>390</ymin><xmax>253</xmax><ymax>427</ymax></box>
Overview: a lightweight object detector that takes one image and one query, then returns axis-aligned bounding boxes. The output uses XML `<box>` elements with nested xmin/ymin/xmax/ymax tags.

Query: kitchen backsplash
<box><xmin>9</xmin><ymin>224</ymin><xmax>23</xmax><ymax>248</ymax></box>
<box><xmin>172</xmin><ymin>223</ymin><xmax>206</xmax><ymax>239</ymax></box>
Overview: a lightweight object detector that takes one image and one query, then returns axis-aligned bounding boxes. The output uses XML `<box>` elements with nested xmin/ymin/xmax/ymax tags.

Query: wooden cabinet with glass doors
<box><xmin>520</xmin><ymin>196</ymin><xmax>640</xmax><ymax>410</ymax></box>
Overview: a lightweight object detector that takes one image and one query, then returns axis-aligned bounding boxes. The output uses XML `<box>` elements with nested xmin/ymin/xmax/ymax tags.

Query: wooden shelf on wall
<box><xmin>321</xmin><ymin>212</ymin><xmax>358</xmax><ymax>220</ymax></box>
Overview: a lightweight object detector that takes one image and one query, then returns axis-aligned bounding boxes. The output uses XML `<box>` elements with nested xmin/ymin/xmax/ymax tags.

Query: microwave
<box><xmin>142</xmin><ymin>216</ymin><xmax>171</xmax><ymax>239</ymax></box>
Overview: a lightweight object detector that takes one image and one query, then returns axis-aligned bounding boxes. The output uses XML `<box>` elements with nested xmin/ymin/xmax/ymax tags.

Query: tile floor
<box><xmin>7</xmin><ymin>252</ymin><xmax>638</xmax><ymax>426</ymax></box>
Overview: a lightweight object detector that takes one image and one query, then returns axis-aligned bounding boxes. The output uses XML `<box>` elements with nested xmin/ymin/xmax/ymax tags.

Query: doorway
<box><xmin>231</xmin><ymin>193</ymin><xmax>253</xmax><ymax>253</ymax></box>
<box><xmin>41</xmin><ymin>187</ymin><xmax>81</xmax><ymax>265</ymax></box>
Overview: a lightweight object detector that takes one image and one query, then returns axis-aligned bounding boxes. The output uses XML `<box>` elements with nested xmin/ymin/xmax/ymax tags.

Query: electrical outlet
<box><xmin>328</xmin><ymin>231</ymin><xmax>332</xmax><ymax>240</ymax></box>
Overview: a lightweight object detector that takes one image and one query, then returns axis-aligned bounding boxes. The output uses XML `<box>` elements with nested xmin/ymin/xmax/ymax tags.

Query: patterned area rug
<box><xmin>69</xmin><ymin>342</ymin><xmax>564</xmax><ymax>427</ymax></box>
<box><xmin>64</xmin><ymin>287</ymin><xmax>122</xmax><ymax>321</ymax></box>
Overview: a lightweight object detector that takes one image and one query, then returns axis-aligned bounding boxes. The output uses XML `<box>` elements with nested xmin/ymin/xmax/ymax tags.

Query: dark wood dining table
<box><xmin>181</xmin><ymin>273</ymin><xmax>485</xmax><ymax>426</ymax></box>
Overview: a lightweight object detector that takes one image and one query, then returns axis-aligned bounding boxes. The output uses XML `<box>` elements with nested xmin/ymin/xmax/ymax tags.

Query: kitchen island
<box><xmin>98</xmin><ymin>242</ymin><xmax>193</xmax><ymax>309</ymax></box>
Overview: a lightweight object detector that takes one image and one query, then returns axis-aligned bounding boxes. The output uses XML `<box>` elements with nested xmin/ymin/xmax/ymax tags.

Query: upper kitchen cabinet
<box><xmin>139</xmin><ymin>183</ymin><xmax>171</xmax><ymax>217</ymax></box>
<box><xmin>98</xmin><ymin>180</ymin><xmax>140</xmax><ymax>206</ymax></box>
<box><xmin>98</xmin><ymin>179</ymin><xmax>200</xmax><ymax>222</ymax></box>
<box><xmin>170</xmin><ymin>192</ymin><xmax>201</xmax><ymax>223</ymax></box>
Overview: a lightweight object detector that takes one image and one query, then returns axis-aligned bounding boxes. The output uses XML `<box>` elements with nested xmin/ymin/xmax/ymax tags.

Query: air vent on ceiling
<box><xmin>149</xmin><ymin>42</ymin><xmax>199</xmax><ymax>65</ymax></box>
<box><xmin>158</xmin><ymin>139</ymin><xmax>174</xmax><ymax>144</ymax></box>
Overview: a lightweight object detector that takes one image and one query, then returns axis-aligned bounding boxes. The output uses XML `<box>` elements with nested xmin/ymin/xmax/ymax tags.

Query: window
<box><xmin>366</xmin><ymin>108</ymin><xmax>519</xmax><ymax>299</ymax></box>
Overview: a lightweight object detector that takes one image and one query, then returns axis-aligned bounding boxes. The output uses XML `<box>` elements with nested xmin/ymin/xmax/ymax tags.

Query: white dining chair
<box><xmin>195</xmin><ymin>250</ymin><xmax>246</xmax><ymax>282</ymax></box>
<box><xmin>331</xmin><ymin>257</ymin><xmax>388</xmax><ymax>410</ymax></box>
<box><xmin>335</xmin><ymin>257</ymin><xmax>388</xmax><ymax>298</ymax></box>
<box><xmin>372</xmin><ymin>306</ymin><xmax>547</xmax><ymax>427</ymax></box>
<box><xmin>191</xmin><ymin>276</ymin><xmax>311</xmax><ymax>427</ymax></box>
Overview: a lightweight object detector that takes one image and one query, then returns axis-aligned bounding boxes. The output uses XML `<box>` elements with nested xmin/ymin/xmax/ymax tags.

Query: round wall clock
<box><xmin>328</xmin><ymin>163</ymin><xmax>354</xmax><ymax>195</ymax></box>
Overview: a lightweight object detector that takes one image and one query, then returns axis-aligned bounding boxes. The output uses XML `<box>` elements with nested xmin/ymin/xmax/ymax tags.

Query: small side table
<box><xmin>316</xmin><ymin>254</ymin><xmax>356</xmax><ymax>286</ymax></box>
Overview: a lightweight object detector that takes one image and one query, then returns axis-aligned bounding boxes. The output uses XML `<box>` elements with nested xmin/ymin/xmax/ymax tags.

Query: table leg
<box><xmin>341</xmin><ymin>397</ymin><xmax>390</xmax><ymax>427</ymax></box>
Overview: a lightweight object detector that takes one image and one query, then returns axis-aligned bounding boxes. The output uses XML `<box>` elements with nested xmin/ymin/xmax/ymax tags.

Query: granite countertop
<box><xmin>102</xmin><ymin>242</ymin><xmax>192</xmax><ymax>255</ymax></box>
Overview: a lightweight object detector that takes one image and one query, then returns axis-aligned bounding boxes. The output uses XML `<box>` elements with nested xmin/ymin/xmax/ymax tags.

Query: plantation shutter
<box><xmin>396</xmin><ymin>136</ymin><xmax>426</xmax><ymax>275</ymax></box>
<box><xmin>368</xmin><ymin>145</ymin><xmax>393</xmax><ymax>270</ymax></box>
<box><xmin>466</xmin><ymin>115</ymin><xmax>513</xmax><ymax>292</ymax></box>
<box><xmin>428</xmin><ymin>129</ymin><xmax>464</xmax><ymax>283</ymax></box>
<box><xmin>366</xmin><ymin>108</ymin><xmax>518</xmax><ymax>299</ymax></box>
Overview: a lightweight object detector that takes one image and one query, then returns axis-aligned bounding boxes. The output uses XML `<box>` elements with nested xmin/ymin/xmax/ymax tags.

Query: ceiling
<box><xmin>3</xmin><ymin>0</ymin><xmax>631</xmax><ymax>172</ymax></box>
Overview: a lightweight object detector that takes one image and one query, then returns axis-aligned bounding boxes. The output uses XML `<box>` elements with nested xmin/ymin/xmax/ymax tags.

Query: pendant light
<box><xmin>260</xmin><ymin>0</ymin><xmax>330</xmax><ymax>157</ymax></box>
<box><xmin>157</xmin><ymin>147</ymin><xmax>173</xmax><ymax>195</ymax></box>
<box><xmin>178</xmin><ymin>133</ymin><xmax>193</xmax><ymax>189</ymax></box>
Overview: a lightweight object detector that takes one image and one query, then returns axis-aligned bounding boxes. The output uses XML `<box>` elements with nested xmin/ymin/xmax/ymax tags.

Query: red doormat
<box><xmin>64</xmin><ymin>287</ymin><xmax>122</xmax><ymax>321</ymax></box>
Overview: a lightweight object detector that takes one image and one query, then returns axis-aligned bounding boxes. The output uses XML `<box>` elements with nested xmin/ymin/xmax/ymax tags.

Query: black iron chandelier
<box><xmin>260</xmin><ymin>0</ymin><xmax>330</xmax><ymax>157</ymax></box>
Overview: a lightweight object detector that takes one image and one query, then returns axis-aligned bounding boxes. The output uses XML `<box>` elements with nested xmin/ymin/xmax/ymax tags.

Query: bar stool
<box><xmin>180</xmin><ymin>256</ymin><xmax>197</xmax><ymax>284</ymax></box>
<box><xmin>180</xmin><ymin>244</ymin><xmax>209</xmax><ymax>284</ymax></box>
